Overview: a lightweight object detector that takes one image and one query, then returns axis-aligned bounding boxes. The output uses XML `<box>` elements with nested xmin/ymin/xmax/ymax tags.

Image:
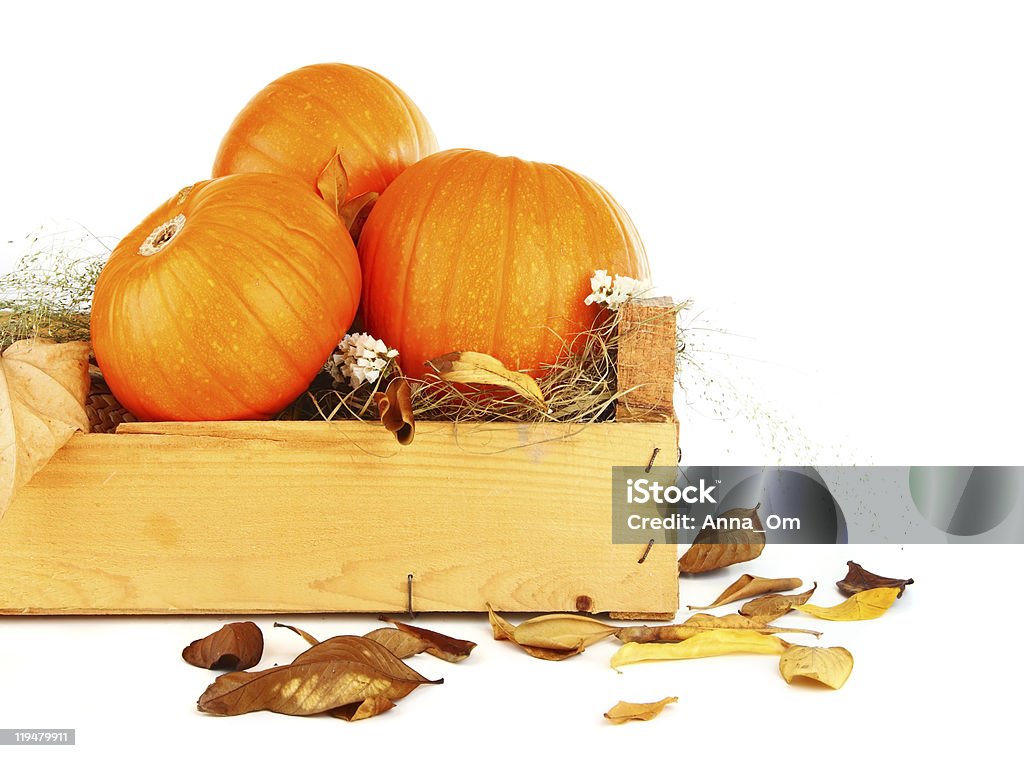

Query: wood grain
<box><xmin>0</xmin><ymin>421</ymin><xmax>679</xmax><ymax>616</ymax></box>
<box><xmin>615</xmin><ymin>296</ymin><xmax>678</xmax><ymax>423</ymax></box>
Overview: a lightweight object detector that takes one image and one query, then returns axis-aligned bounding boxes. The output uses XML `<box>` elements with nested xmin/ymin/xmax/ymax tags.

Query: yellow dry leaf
<box><xmin>512</xmin><ymin>614</ymin><xmax>617</xmax><ymax>651</ymax></box>
<box><xmin>688</xmin><ymin>575</ymin><xmax>803</xmax><ymax>610</ymax></box>
<box><xmin>604</xmin><ymin>697</ymin><xmax>678</xmax><ymax>724</ymax></box>
<box><xmin>616</xmin><ymin>612</ymin><xmax>821</xmax><ymax>643</ymax></box>
<box><xmin>487</xmin><ymin>606</ymin><xmax>585</xmax><ymax>660</ymax></box>
<box><xmin>316</xmin><ymin>150</ymin><xmax>349</xmax><ymax>216</ymax></box>
<box><xmin>779</xmin><ymin>646</ymin><xmax>854</xmax><ymax>689</ymax></box>
<box><xmin>796</xmin><ymin>587</ymin><xmax>901</xmax><ymax>621</ymax></box>
<box><xmin>0</xmin><ymin>339</ymin><xmax>90</xmax><ymax>519</ymax></box>
<box><xmin>427</xmin><ymin>351</ymin><xmax>546</xmax><ymax>408</ymax></box>
<box><xmin>611</xmin><ymin>629</ymin><xmax>790</xmax><ymax>669</ymax></box>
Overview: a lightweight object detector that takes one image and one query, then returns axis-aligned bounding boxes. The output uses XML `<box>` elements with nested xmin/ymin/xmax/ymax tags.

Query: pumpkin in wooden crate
<box><xmin>213</xmin><ymin>63</ymin><xmax>437</xmax><ymax>203</ymax></box>
<box><xmin>90</xmin><ymin>173</ymin><xmax>361</xmax><ymax>422</ymax></box>
<box><xmin>358</xmin><ymin>148</ymin><xmax>649</xmax><ymax>379</ymax></box>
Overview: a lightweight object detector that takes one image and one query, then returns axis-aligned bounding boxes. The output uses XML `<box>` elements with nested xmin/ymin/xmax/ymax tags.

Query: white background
<box><xmin>1</xmin><ymin>1</ymin><xmax>1021</xmax><ymax>754</ymax></box>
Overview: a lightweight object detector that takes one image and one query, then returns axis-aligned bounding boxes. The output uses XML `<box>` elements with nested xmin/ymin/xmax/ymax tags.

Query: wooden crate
<box><xmin>0</xmin><ymin>298</ymin><xmax>680</xmax><ymax>617</ymax></box>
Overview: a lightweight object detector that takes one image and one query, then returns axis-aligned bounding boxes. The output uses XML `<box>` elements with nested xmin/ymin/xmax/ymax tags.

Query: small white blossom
<box><xmin>584</xmin><ymin>269</ymin><xmax>649</xmax><ymax>310</ymax></box>
<box><xmin>327</xmin><ymin>332</ymin><xmax>400</xmax><ymax>389</ymax></box>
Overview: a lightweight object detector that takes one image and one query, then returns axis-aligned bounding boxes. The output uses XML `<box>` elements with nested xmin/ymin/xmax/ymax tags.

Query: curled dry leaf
<box><xmin>512</xmin><ymin>614</ymin><xmax>617</xmax><ymax>651</ymax></box>
<box><xmin>796</xmin><ymin>587</ymin><xmax>901</xmax><ymax>621</ymax></box>
<box><xmin>837</xmin><ymin>561</ymin><xmax>914</xmax><ymax>598</ymax></box>
<box><xmin>0</xmin><ymin>339</ymin><xmax>90</xmax><ymax>519</ymax></box>
<box><xmin>739</xmin><ymin>583</ymin><xmax>818</xmax><ymax>622</ymax></box>
<box><xmin>612</xmin><ymin>629</ymin><xmax>791</xmax><ymax>669</ymax></box>
<box><xmin>780</xmin><ymin>646</ymin><xmax>854</xmax><ymax>689</ymax></box>
<box><xmin>182</xmin><ymin>621</ymin><xmax>264</xmax><ymax>671</ymax></box>
<box><xmin>427</xmin><ymin>351</ymin><xmax>546</xmax><ymax>409</ymax></box>
<box><xmin>197</xmin><ymin>635</ymin><xmax>441</xmax><ymax>717</ymax></box>
<box><xmin>616</xmin><ymin>612</ymin><xmax>821</xmax><ymax>643</ymax></box>
<box><xmin>604</xmin><ymin>697</ymin><xmax>678</xmax><ymax>724</ymax></box>
<box><xmin>487</xmin><ymin>606</ymin><xmax>585</xmax><ymax>661</ymax></box>
<box><xmin>377</xmin><ymin>616</ymin><xmax>477</xmax><ymax>662</ymax></box>
<box><xmin>339</xmin><ymin>191</ymin><xmax>378</xmax><ymax>245</ymax></box>
<box><xmin>365</xmin><ymin>628</ymin><xmax>431</xmax><ymax>659</ymax></box>
<box><xmin>273</xmin><ymin>621</ymin><xmax>321</xmax><ymax>646</ymax></box>
<box><xmin>677</xmin><ymin>504</ymin><xmax>765</xmax><ymax>574</ymax></box>
<box><xmin>373</xmin><ymin>377</ymin><xmax>415</xmax><ymax>445</ymax></box>
<box><xmin>316</xmin><ymin>150</ymin><xmax>349</xmax><ymax>216</ymax></box>
<box><xmin>687</xmin><ymin>575</ymin><xmax>802</xmax><ymax>610</ymax></box>
<box><xmin>330</xmin><ymin>696</ymin><xmax>396</xmax><ymax>721</ymax></box>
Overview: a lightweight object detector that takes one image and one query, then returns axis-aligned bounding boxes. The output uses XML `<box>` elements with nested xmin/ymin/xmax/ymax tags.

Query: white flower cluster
<box><xmin>584</xmin><ymin>269</ymin><xmax>648</xmax><ymax>310</ymax></box>
<box><xmin>327</xmin><ymin>332</ymin><xmax>399</xmax><ymax>389</ymax></box>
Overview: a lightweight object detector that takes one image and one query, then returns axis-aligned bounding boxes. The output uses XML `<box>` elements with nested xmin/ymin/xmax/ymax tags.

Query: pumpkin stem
<box><xmin>139</xmin><ymin>214</ymin><xmax>186</xmax><ymax>257</ymax></box>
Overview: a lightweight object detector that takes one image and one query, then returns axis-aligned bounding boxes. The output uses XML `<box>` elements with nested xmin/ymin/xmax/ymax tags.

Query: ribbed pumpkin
<box><xmin>213</xmin><ymin>63</ymin><xmax>437</xmax><ymax>202</ymax></box>
<box><xmin>359</xmin><ymin>149</ymin><xmax>649</xmax><ymax>379</ymax></box>
<box><xmin>91</xmin><ymin>173</ymin><xmax>361</xmax><ymax>422</ymax></box>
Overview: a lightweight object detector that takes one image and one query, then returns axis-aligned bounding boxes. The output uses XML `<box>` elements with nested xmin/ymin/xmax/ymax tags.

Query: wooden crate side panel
<box><xmin>0</xmin><ymin>421</ymin><xmax>679</xmax><ymax>616</ymax></box>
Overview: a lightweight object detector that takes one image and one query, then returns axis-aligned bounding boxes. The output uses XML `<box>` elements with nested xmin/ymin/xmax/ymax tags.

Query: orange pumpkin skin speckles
<box><xmin>358</xmin><ymin>149</ymin><xmax>649</xmax><ymax>379</ymax></box>
<box><xmin>212</xmin><ymin>63</ymin><xmax>437</xmax><ymax>202</ymax></box>
<box><xmin>90</xmin><ymin>173</ymin><xmax>361</xmax><ymax>421</ymax></box>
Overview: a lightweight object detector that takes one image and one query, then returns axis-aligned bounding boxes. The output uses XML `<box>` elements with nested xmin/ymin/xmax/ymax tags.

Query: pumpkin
<box><xmin>90</xmin><ymin>173</ymin><xmax>361</xmax><ymax>421</ymax></box>
<box><xmin>212</xmin><ymin>63</ymin><xmax>437</xmax><ymax>202</ymax></box>
<box><xmin>358</xmin><ymin>149</ymin><xmax>649</xmax><ymax>379</ymax></box>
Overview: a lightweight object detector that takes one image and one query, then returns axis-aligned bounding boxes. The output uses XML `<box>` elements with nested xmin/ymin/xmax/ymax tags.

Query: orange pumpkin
<box><xmin>359</xmin><ymin>149</ymin><xmax>649</xmax><ymax>379</ymax></box>
<box><xmin>213</xmin><ymin>63</ymin><xmax>437</xmax><ymax>202</ymax></box>
<box><xmin>91</xmin><ymin>173</ymin><xmax>361</xmax><ymax>421</ymax></box>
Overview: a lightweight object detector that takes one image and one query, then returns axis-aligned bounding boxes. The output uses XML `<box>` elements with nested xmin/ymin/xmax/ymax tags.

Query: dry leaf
<box><xmin>330</xmin><ymin>696</ymin><xmax>396</xmax><ymax>721</ymax></box>
<box><xmin>677</xmin><ymin>504</ymin><xmax>765</xmax><ymax>574</ymax></box>
<box><xmin>687</xmin><ymin>575</ymin><xmax>802</xmax><ymax>610</ymax></box>
<box><xmin>612</xmin><ymin>629</ymin><xmax>791</xmax><ymax>669</ymax></box>
<box><xmin>616</xmin><ymin>612</ymin><xmax>821</xmax><ymax>643</ymax></box>
<box><xmin>739</xmin><ymin>583</ymin><xmax>818</xmax><ymax>621</ymax></box>
<box><xmin>373</xmin><ymin>377</ymin><xmax>415</xmax><ymax>445</ymax></box>
<box><xmin>316</xmin><ymin>150</ymin><xmax>349</xmax><ymax>216</ymax></box>
<box><xmin>604</xmin><ymin>697</ymin><xmax>678</xmax><ymax>724</ymax></box>
<box><xmin>428</xmin><ymin>351</ymin><xmax>546</xmax><ymax>409</ymax></box>
<box><xmin>487</xmin><ymin>606</ymin><xmax>584</xmax><ymax>660</ymax></box>
<box><xmin>365</xmin><ymin>628</ymin><xmax>431</xmax><ymax>659</ymax></box>
<box><xmin>197</xmin><ymin>635</ymin><xmax>441</xmax><ymax>716</ymax></box>
<box><xmin>273</xmin><ymin>621</ymin><xmax>321</xmax><ymax>646</ymax></box>
<box><xmin>512</xmin><ymin>614</ymin><xmax>618</xmax><ymax>651</ymax></box>
<box><xmin>837</xmin><ymin>561</ymin><xmax>914</xmax><ymax>598</ymax></box>
<box><xmin>780</xmin><ymin>646</ymin><xmax>854</xmax><ymax>689</ymax></box>
<box><xmin>796</xmin><ymin>587</ymin><xmax>901</xmax><ymax>621</ymax></box>
<box><xmin>0</xmin><ymin>339</ymin><xmax>90</xmax><ymax>519</ymax></box>
<box><xmin>339</xmin><ymin>191</ymin><xmax>378</xmax><ymax>245</ymax></box>
<box><xmin>377</xmin><ymin>616</ymin><xmax>477</xmax><ymax>662</ymax></box>
<box><xmin>182</xmin><ymin>621</ymin><xmax>264</xmax><ymax>671</ymax></box>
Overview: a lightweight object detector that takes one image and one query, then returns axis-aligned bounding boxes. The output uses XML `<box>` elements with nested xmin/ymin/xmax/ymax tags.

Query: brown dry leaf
<box><xmin>487</xmin><ymin>606</ymin><xmax>585</xmax><ymax>661</ymax></box>
<box><xmin>197</xmin><ymin>635</ymin><xmax>441</xmax><ymax>716</ymax></box>
<box><xmin>780</xmin><ymin>646</ymin><xmax>854</xmax><ymax>689</ymax></box>
<box><xmin>316</xmin><ymin>150</ymin><xmax>349</xmax><ymax>216</ymax></box>
<box><xmin>377</xmin><ymin>616</ymin><xmax>477</xmax><ymax>662</ymax></box>
<box><xmin>796</xmin><ymin>587</ymin><xmax>901</xmax><ymax>621</ymax></box>
<box><xmin>604</xmin><ymin>697</ymin><xmax>678</xmax><ymax>724</ymax></box>
<box><xmin>428</xmin><ymin>351</ymin><xmax>546</xmax><ymax>409</ymax></box>
<box><xmin>688</xmin><ymin>575</ymin><xmax>802</xmax><ymax>610</ymax></box>
<box><xmin>0</xmin><ymin>339</ymin><xmax>90</xmax><ymax>519</ymax></box>
<box><xmin>329</xmin><ymin>696</ymin><xmax>396</xmax><ymax>721</ymax></box>
<box><xmin>616</xmin><ymin>612</ymin><xmax>821</xmax><ymax>643</ymax></box>
<box><xmin>339</xmin><ymin>191</ymin><xmax>378</xmax><ymax>245</ymax></box>
<box><xmin>677</xmin><ymin>504</ymin><xmax>765</xmax><ymax>573</ymax></box>
<box><xmin>182</xmin><ymin>621</ymin><xmax>264</xmax><ymax>671</ymax></box>
<box><xmin>373</xmin><ymin>377</ymin><xmax>415</xmax><ymax>445</ymax></box>
<box><xmin>273</xmin><ymin>621</ymin><xmax>321</xmax><ymax>646</ymax></box>
<box><xmin>739</xmin><ymin>583</ymin><xmax>818</xmax><ymax>621</ymax></box>
<box><xmin>365</xmin><ymin>628</ymin><xmax>431</xmax><ymax>659</ymax></box>
<box><xmin>837</xmin><ymin>561</ymin><xmax>914</xmax><ymax>598</ymax></box>
<box><xmin>512</xmin><ymin>614</ymin><xmax>618</xmax><ymax>651</ymax></box>
<box><xmin>611</xmin><ymin>629</ymin><xmax>790</xmax><ymax>669</ymax></box>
